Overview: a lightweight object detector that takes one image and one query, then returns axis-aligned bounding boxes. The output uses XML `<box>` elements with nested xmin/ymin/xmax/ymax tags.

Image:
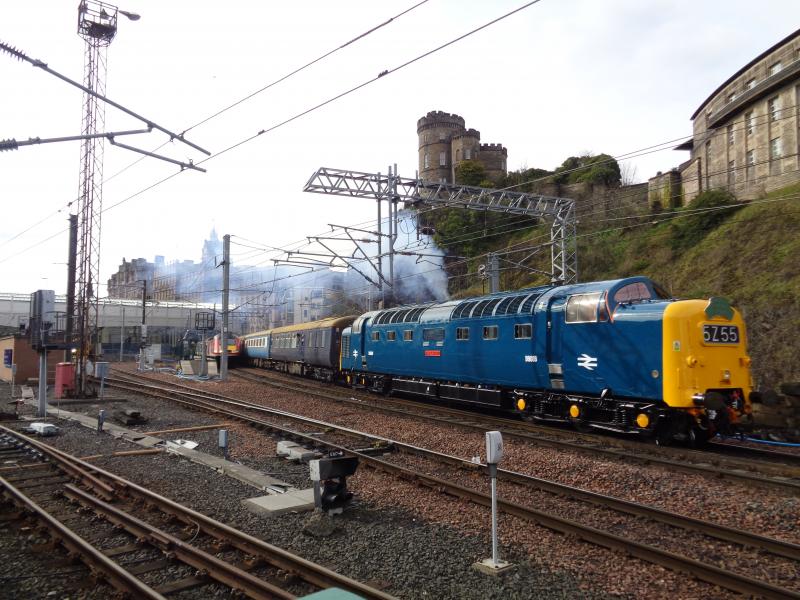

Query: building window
<box><xmin>439</xmin><ymin>151</ymin><xmax>446</xmax><ymax>166</ymax></box>
<box><xmin>727</xmin><ymin>125</ymin><xmax>734</xmax><ymax>146</ymax></box>
<box><xmin>770</xmin><ymin>137</ymin><xmax>783</xmax><ymax>159</ymax></box>
<box><xmin>745</xmin><ymin>111</ymin><xmax>755</xmax><ymax>135</ymax></box>
<box><xmin>768</xmin><ymin>96</ymin><xmax>781</xmax><ymax>121</ymax></box>
<box><xmin>403</xmin><ymin>330</ymin><xmax>413</xmax><ymax>341</ymax></box>
<box><xmin>482</xmin><ymin>325</ymin><xmax>499</xmax><ymax>340</ymax></box>
<box><xmin>387</xmin><ymin>330</ymin><xmax>396</xmax><ymax>341</ymax></box>
<box><xmin>423</xmin><ymin>153</ymin><xmax>429</xmax><ymax>169</ymax></box>
<box><xmin>456</xmin><ymin>327</ymin><xmax>469</xmax><ymax>340</ymax></box>
<box><xmin>514</xmin><ymin>324</ymin><xmax>532</xmax><ymax>339</ymax></box>
<box><xmin>728</xmin><ymin>160</ymin><xmax>735</xmax><ymax>187</ymax></box>
<box><xmin>439</xmin><ymin>133</ymin><xmax>446</xmax><ymax>142</ymax></box>
<box><xmin>746</xmin><ymin>78</ymin><xmax>756</xmax><ymax>90</ymax></box>
<box><xmin>456</xmin><ymin>148</ymin><xmax>461</xmax><ymax>161</ymax></box>
<box><xmin>727</xmin><ymin>92</ymin><xmax>736</xmax><ymax>104</ymax></box>
<box><xmin>746</xmin><ymin>150</ymin><xmax>755</xmax><ymax>181</ymax></box>
<box><xmin>465</xmin><ymin>148</ymin><xmax>472</xmax><ymax>160</ymax></box>
<box><xmin>769</xmin><ymin>62</ymin><xmax>782</xmax><ymax>76</ymax></box>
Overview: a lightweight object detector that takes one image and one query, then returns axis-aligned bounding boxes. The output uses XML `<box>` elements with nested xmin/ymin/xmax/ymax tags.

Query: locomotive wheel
<box><xmin>654</xmin><ymin>421</ymin><xmax>673</xmax><ymax>446</ymax></box>
<box><xmin>688</xmin><ymin>426</ymin><xmax>710</xmax><ymax>449</ymax></box>
<box><xmin>572</xmin><ymin>419</ymin><xmax>592</xmax><ymax>434</ymax></box>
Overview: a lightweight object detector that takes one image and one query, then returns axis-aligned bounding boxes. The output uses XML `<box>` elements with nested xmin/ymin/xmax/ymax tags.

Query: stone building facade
<box><xmin>650</xmin><ymin>28</ymin><xmax>800</xmax><ymax>207</ymax></box>
<box><xmin>106</xmin><ymin>257</ymin><xmax>155</xmax><ymax>299</ymax></box>
<box><xmin>417</xmin><ymin>111</ymin><xmax>507</xmax><ymax>184</ymax></box>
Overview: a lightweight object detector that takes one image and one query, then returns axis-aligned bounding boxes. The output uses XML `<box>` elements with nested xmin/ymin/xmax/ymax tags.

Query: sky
<box><xmin>1</xmin><ymin>0</ymin><xmax>799</xmax><ymax>296</ymax></box>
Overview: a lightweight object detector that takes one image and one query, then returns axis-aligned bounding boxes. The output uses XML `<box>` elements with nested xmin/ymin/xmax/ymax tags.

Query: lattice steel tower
<box><xmin>74</xmin><ymin>1</ymin><xmax>121</xmax><ymax>394</ymax></box>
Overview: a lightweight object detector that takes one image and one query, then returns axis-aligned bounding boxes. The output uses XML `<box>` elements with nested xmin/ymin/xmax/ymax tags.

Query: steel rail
<box><xmin>99</xmin><ymin>377</ymin><xmax>800</xmax><ymax>598</ymax></box>
<box><xmin>121</xmin><ymin>369</ymin><xmax>800</xmax><ymax>491</ymax></box>
<box><xmin>103</xmin><ymin>375</ymin><xmax>800</xmax><ymax>561</ymax></box>
<box><xmin>0</xmin><ymin>475</ymin><xmax>167</xmax><ymax>599</ymax></box>
<box><xmin>63</xmin><ymin>484</ymin><xmax>295</xmax><ymax>600</ymax></box>
<box><xmin>0</xmin><ymin>426</ymin><xmax>396</xmax><ymax>600</ymax></box>
<box><xmin>230</xmin><ymin>368</ymin><xmax>800</xmax><ymax>484</ymax></box>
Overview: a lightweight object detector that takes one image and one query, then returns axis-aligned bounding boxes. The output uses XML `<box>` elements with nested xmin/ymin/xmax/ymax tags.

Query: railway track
<box><xmin>0</xmin><ymin>425</ymin><xmax>395</xmax><ymax>600</ymax></box>
<box><xmin>102</xmin><ymin>371</ymin><xmax>800</xmax><ymax>599</ymax></box>
<box><xmin>229</xmin><ymin>367</ymin><xmax>800</xmax><ymax>490</ymax></box>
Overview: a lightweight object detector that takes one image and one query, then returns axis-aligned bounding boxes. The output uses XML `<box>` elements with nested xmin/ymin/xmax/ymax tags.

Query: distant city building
<box><xmin>106</xmin><ymin>229</ymin><xmax>345</xmax><ymax>332</ymax></box>
<box><xmin>650</xmin><ymin>28</ymin><xmax>800</xmax><ymax>207</ymax></box>
<box><xmin>417</xmin><ymin>111</ymin><xmax>507</xmax><ymax>184</ymax></box>
<box><xmin>106</xmin><ymin>257</ymin><xmax>155</xmax><ymax>300</ymax></box>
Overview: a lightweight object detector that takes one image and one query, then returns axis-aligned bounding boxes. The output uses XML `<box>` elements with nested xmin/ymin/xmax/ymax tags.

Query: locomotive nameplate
<box><xmin>702</xmin><ymin>324</ymin><xmax>739</xmax><ymax>344</ymax></box>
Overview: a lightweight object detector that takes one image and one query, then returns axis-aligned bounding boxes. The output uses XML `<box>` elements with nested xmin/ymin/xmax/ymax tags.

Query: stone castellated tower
<box><xmin>478</xmin><ymin>143</ymin><xmax>508</xmax><ymax>183</ymax></box>
<box><xmin>417</xmin><ymin>110</ymin><xmax>507</xmax><ymax>184</ymax></box>
<box><xmin>417</xmin><ymin>111</ymin><xmax>465</xmax><ymax>183</ymax></box>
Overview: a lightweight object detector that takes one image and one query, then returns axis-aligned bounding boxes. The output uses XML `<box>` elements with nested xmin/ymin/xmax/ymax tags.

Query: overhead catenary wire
<box><xmin>0</xmin><ymin>0</ymin><xmax>544</xmax><ymax>268</ymax></box>
<box><xmin>0</xmin><ymin>0</ymin><xmax>432</xmax><ymax>250</ymax></box>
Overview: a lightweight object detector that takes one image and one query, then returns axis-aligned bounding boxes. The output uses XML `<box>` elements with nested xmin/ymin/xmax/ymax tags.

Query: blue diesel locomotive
<box><xmin>339</xmin><ymin>276</ymin><xmax>753</xmax><ymax>445</ymax></box>
<box><xmin>243</xmin><ymin>276</ymin><xmax>753</xmax><ymax>445</ymax></box>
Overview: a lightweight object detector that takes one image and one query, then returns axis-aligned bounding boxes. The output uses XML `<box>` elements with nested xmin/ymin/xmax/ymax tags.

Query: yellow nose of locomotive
<box><xmin>662</xmin><ymin>297</ymin><xmax>752</xmax><ymax>427</ymax></box>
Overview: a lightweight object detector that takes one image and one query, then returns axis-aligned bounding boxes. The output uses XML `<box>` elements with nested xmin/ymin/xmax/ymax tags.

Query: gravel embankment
<box><xmin>130</xmin><ymin>367</ymin><xmax>800</xmax><ymax>545</ymax></box>
<box><xmin>1</xmin><ymin>397</ymin><xmax>601</xmax><ymax>600</ymax></box>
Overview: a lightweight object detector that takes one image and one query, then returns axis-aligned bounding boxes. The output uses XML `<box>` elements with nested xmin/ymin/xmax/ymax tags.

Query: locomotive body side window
<box><xmin>565</xmin><ymin>292</ymin><xmax>603</xmax><ymax>323</ymax></box>
<box><xmin>387</xmin><ymin>330</ymin><xmax>397</xmax><ymax>341</ymax></box>
<box><xmin>483</xmin><ymin>325</ymin><xmax>499</xmax><ymax>340</ymax></box>
<box><xmin>456</xmin><ymin>327</ymin><xmax>469</xmax><ymax>340</ymax></box>
<box><xmin>422</xmin><ymin>328</ymin><xmax>445</xmax><ymax>342</ymax></box>
<box><xmin>371</xmin><ymin>331</ymin><xmax>380</xmax><ymax>341</ymax></box>
<box><xmin>514</xmin><ymin>324</ymin><xmax>532</xmax><ymax>339</ymax></box>
<box><xmin>403</xmin><ymin>330</ymin><xmax>413</xmax><ymax>341</ymax></box>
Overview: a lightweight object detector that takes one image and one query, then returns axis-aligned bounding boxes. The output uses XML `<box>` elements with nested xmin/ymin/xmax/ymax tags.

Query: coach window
<box><xmin>387</xmin><ymin>330</ymin><xmax>397</xmax><ymax>341</ymax></box>
<box><xmin>456</xmin><ymin>327</ymin><xmax>469</xmax><ymax>340</ymax></box>
<box><xmin>514</xmin><ymin>324</ymin><xmax>532</xmax><ymax>339</ymax></box>
<box><xmin>371</xmin><ymin>331</ymin><xmax>380</xmax><ymax>341</ymax></box>
<box><xmin>403</xmin><ymin>330</ymin><xmax>413</xmax><ymax>341</ymax></box>
<box><xmin>565</xmin><ymin>292</ymin><xmax>603</xmax><ymax>323</ymax></box>
<box><xmin>482</xmin><ymin>325</ymin><xmax>498</xmax><ymax>340</ymax></box>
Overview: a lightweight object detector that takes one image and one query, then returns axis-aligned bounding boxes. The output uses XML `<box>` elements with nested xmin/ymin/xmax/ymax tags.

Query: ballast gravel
<box><xmin>1</xmin><ymin>416</ymin><xmax>600</xmax><ymax>600</ymax></box>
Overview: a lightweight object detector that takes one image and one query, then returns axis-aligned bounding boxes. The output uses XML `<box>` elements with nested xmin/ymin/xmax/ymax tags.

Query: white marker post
<box><xmin>474</xmin><ymin>431</ymin><xmax>515</xmax><ymax>575</ymax></box>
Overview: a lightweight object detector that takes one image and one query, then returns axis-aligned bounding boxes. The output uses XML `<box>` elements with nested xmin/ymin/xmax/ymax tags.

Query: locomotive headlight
<box><xmin>569</xmin><ymin>404</ymin><xmax>580</xmax><ymax>418</ymax></box>
<box><xmin>721</xmin><ymin>369</ymin><xmax>731</xmax><ymax>382</ymax></box>
<box><xmin>636</xmin><ymin>413</ymin><xmax>650</xmax><ymax>428</ymax></box>
<box><xmin>516</xmin><ymin>398</ymin><xmax>526</xmax><ymax>411</ymax></box>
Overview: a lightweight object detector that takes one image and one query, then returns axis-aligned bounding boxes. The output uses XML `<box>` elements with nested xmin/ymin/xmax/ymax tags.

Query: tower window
<box><xmin>465</xmin><ymin>148</ymin><xmax>471</xmax><ymax>160</ymax></box>
<box><xmin>424</xmin><ymin>153</ymin><xmax>430</xmax><ymax>169</ymax></box>
<box><xmin>439</xmin><ymin>151</ymin><xmax>446</xmax><ymax>166</ymax></box>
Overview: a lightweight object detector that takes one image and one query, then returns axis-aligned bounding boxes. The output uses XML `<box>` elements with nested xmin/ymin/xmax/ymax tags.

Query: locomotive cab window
<box><xmin>456</xmin><ymin>327</ymin><xmax>469</xmax><ymax>340</ymax></box>
<box><xmin>387</xmin><ymin>330</ymin><xmax>397</xmax><ymax>341</ymax></box>
<box><xmin>566</xmin><ymin>292</ymin><xmax>603</xmax><ymax>323</ymax></box>
<box><xmin>483</xmin><ymin>325</ymin><xmax>499</xmax><ymax>340</ymax></box>
<box><xmin>613</xmin><ymin>282</ymin><xmax>651</xmax><ymax>304</ymax></box>
<box><xmin>514</xmin><ymin>324</ymin><xmax>532</xmax><ymax>339</ymax></box>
